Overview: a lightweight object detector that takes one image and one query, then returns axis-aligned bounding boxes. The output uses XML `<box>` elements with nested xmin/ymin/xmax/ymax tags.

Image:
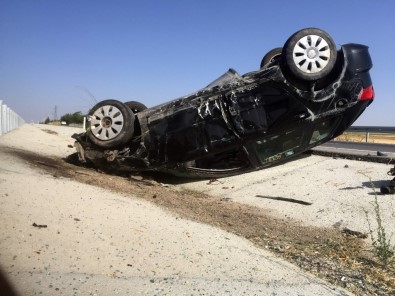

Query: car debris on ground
<box><xmin>381</xmin><ymin>165</ymin><xmax>395</xmax><ymax>194</ymax></box>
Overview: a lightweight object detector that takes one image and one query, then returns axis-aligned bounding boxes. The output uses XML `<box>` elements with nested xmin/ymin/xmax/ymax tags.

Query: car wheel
<box><xmin>260</xmin><ymin>47</ymin><xmax>282</xmax><ymax>69</ymax></box>
<box><xmin>282</xmin><ymin>28</ymin><xmax>337</xmax><ymax>81</ymax></box>
<box><xmin>124</xmin><ymin>101</ymin><xmax>147</xmax><ymax>114</ymax></box>
<box><xmin>87</xmin><ymin>100</ymin><xmax>135</xmax><ymax>148</ymax></box>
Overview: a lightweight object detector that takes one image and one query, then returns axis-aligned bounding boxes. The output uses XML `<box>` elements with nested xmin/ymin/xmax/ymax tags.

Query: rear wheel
<box><xmin>88</xmin><ymin>100</ymin><xmax>135</xmax><ymax>148</ymax></box>
<box><xmin>260</xmin><ymin>47</ymin><xmax>282</xmax><ymax>69</ymax></box>
<box><xmin>282</xmin><ymin>28</ymin><xmax>337</xmax><ymax>81</ymax></box>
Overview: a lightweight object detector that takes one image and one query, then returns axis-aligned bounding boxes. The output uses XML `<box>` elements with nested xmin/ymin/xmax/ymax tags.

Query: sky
<box><xmin>0</xmin><ymin>0</ymin><xmax>394</xmax><ymax>126</ymax></box>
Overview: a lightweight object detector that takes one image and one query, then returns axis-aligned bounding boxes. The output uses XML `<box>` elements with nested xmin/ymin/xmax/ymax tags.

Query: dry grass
<box><xmin>335</xmin><ymin>133</ymin><xmax>395</xmax><ymax>145</ymax></box>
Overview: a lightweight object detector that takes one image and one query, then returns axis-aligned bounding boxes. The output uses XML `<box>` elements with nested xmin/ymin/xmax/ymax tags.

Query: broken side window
<box><xmin>309</xmin><ymin>117</ymin><xmax>340</xmax><ymax>144</ymax></box>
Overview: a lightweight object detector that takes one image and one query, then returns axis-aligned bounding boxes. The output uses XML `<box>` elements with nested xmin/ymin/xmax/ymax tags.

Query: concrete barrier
<box><xmin>0</xmin><ymin>100</ymin><xmax>25</xmax><ymax>136</ymax></box>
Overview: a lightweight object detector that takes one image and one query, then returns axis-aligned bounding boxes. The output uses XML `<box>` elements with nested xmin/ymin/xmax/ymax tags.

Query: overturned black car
<box><xmin>72</xmin><ymin>28</ymin><xmax>374</xmax><ymax>178</ymax></box>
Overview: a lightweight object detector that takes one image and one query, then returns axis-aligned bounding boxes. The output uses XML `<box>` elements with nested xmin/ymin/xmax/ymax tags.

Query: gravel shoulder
<box><xmin>0</xmin><ymin>124</ymin><xmax>353</xmax><ymax>295</ymax></box>
<box><xmin>178</xmin><ymin>153</ymin><xmax>395</xmax><ymax>236</ymax></box>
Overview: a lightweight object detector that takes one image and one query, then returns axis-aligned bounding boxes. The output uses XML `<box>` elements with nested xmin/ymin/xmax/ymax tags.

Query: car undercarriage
<box><xmin>72</xmin><ymin>28</ymin><xmax>374</xmax><ymax>178</ymax></box>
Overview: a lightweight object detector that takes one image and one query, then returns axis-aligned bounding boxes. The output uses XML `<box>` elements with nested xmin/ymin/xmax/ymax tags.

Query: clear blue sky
<box><xmin>1</xmin><ymin>0</ymin><xmax>394</xmax><ymax>125</ymax></box>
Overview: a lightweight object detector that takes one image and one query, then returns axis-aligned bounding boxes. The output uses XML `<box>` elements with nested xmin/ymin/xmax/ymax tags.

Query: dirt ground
<box><xmin>2</xmin><ymin>124</ymin><xmax>395</xmax><ymax>295</ymax></box>
<box><xmin>8</xmin><ymin>146</ymin><xmax>395</xmax><ymax>296</ymax></box>
<box><xmin>3</xmin><ymin>125</ymin><xmax>355</xmax><ymax>295</ymax></box>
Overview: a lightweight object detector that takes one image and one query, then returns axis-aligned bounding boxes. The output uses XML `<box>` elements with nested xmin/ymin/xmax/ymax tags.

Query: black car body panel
<box><xmin>72</xmin><ymin>29</ymin><xmax>374</xmax><ymax>178</ymax></box>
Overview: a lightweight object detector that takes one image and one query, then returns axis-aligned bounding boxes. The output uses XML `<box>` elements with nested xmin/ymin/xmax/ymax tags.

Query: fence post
<box><xmin>2</xmin><ymin>104</ymin><xmax>8</xmax><ymax>134</ymax></box>
<box><xmin>10</xmin><ymin>108</ymin><xmax>14</xmax><ymax>131</ymax></box>
<box><xmin>365</xmin><ymin>129</ymin><xmax>369</xmax><ymax>143</ymax></box>
<box><xmin>6</xmin><ymin>106</ymin><xmax>10</xmax><ymax>133</ymax></box>
<box><xmin>1</xmin><ymin>104</ymin><xmax>4</xmax><ymax>134</ymax></box>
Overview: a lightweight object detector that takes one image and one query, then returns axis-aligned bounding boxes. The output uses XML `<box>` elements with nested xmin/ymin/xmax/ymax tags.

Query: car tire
<box><xmin>87</xmin><ymin>100</ymin><xmax>135</xmax><ymax>148</ymax></box>
<box><xmin>260</xmin><ymin>47</ymin><xmax>282</xmax><ymax>69</ymax></box>
<box><xmin>124</xmin><ymin>101</ymin><xmax>147</xmax><ymax>114</ymax></box>
<box><xmin>282</xmin><ymin>28</ymin><xmax>337</xmax><ymax>81</ymax></box>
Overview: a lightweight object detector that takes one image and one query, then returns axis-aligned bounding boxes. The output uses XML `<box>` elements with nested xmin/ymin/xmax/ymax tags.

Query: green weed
<box><xmin>364</xmin><ymin>177</ymin><xmax>394</xmax><ymax>266</ymax></box>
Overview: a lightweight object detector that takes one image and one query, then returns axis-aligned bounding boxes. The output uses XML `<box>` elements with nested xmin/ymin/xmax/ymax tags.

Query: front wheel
<box><xmin>87</xmin><ymin>100</ymin><xmax>135</xmax><ymax>148</ymax></box>
<box><xmin>282</xmin><ymin>28</ymin><xmax>337</xmax><ymax>81</ymax></box>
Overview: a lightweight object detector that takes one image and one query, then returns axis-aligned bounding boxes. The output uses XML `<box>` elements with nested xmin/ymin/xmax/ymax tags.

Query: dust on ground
<box><xmin>9</xmin><ymin>148</ymin><xmax>395</xmax><ymax>295</ymax></box>
<box><xmin>41</xmin><ymin>129</ymin><xmax>59</xmax><ymax>135</ymax></box>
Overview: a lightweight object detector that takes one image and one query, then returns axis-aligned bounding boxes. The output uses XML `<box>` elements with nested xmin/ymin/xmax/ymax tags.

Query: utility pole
<box><xmin>54</xmin><ymin>105</ymin><xmax>58</xmax><ymax>121</ymax></box>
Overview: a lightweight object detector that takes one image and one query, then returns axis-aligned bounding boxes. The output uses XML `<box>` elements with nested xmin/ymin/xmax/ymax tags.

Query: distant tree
<box><xmin>60</xmin><ymin>111</ymin><xmax>85</xmax><ymax>124</ymax></box>
<box><xmin>44</xmin><ymin>117</ymin><xmax>50</xmax><ymax>124</ymax></box>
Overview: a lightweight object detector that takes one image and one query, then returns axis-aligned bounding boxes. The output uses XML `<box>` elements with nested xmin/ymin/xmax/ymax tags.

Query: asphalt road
<box><xmin>318</xmin><ymin>141</ymin><xmax>395</xmax><ymax>156</ymax></box>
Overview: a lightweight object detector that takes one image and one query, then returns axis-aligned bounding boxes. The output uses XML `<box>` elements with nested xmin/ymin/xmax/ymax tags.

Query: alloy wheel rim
<box><xmin>292</xmin><ymin>34</ymin><xmax>331</xmax><ymax>74</ymax></box>
<box><xmin>90</xmin><ymin>105</ymin><xmax>124</xmax><ymax>140</ymax></box>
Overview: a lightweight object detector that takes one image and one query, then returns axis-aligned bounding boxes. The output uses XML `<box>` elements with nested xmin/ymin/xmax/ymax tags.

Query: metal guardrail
<box><xmin>345</xmin><ymin>126</ymin><xmax>395</xmax><ymax>143</ymax></box>
<box><xmin>0</xmin><ymin>100</ymin><xmax>25</xmax><ymax>136</ymax></box>
<box><xmin>347</xmin><ymin>126</ymin><xmax>395</xmax><ymax>133</ymax></box>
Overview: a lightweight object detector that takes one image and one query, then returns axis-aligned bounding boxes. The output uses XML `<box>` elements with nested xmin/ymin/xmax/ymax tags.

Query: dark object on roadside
<box><xmin>0</xmin><ymin>267</ymin><xmax>19</xmax><ymax>296</ymax></box>
<box><xmin>377</xmin><ymin>151</ymin><xmax>388</xmax><ymax>157</ymax></box>
<box><xmin>256</xmin><ymin>195</ymin><xmax>312</xmax><ymax>205</ymax></box>
<box><xmin>380</xmin><ymin>165</ymin><xmax>395</xmax><ymax>194</ymax></box>
<box><xmin>342</xmin><ymin>227</ymin><xmax>368</xmax><ymax>239</ymax></box>
<box><xmin>72</xmin><ymin>28</ymin><xmax>374</xmax><ymax>178</ymax></box>
<box><xmin>32</xmin><ymin>223</ymin><xmax>47</xmax><ymax>228</ymax></box>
